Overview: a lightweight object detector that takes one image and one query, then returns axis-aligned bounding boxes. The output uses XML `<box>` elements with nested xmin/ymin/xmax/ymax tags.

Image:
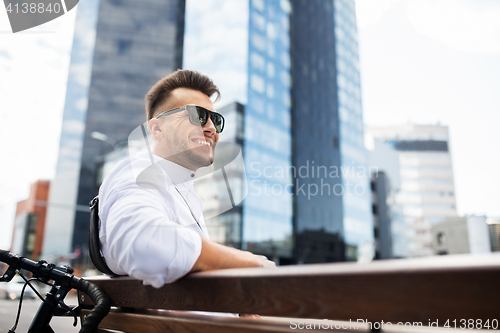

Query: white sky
<box><xmin>355</xmin><ymin>0</ymin><xmax>500</xmax><ymax>218</ymax></box>
<box><xmin>0</xmin><ymin>9</ymin><xmax>77</xmax><ymax>249</ymax></box>
<box><xmin>0</xmin><ymin>0</ymin><xmax>499</xmax><ymax>250</ymax></box>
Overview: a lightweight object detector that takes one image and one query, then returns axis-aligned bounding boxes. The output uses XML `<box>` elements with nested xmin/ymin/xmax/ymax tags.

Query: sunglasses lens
<box><xmin>188</xmin><ymin>106</ymin><xmax>207</xmax><ymax>126</ymax></box>
<box><xmin>211</xmin><ymin>114</ymin><xmax>224</xmax><ymax>133</ymax></box>
<box><xmin>189</xmin><ymin>106</ymin><xmax>224</xmax><ymax>133</ymax></box>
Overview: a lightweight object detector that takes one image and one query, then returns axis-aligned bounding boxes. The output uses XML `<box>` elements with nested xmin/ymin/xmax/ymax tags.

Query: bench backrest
<box><xmin>78</xmin><ymin>253</ymin><xmax>500</xmax><ymax>333</ymax></box>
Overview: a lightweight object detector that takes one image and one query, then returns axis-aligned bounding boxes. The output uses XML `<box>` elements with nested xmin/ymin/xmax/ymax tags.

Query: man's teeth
<box><xmin>195</xmin><ymin>140</ymin><xmax>210</xmax><ymax>147</ymax></box>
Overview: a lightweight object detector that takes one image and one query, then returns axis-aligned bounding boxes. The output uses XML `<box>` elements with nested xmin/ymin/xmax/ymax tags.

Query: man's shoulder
<box><xmin>104</xmin><ymin>153</ymin><xmax>156</xmax><ymax>177</ymax></box>
<box><xmin>100</xmin><ymin>153</ymin><xmax>170</xmax><ymax>196</ymax></box>
<box><xmin>97</xmin><ymin>154</ymin><xmax>176</xmax><ymax>225</ymax></box>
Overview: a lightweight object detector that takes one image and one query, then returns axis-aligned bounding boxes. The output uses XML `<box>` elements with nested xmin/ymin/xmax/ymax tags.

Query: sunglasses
<box><xmin>155</xmin><ymin>105</ymin><xmax>225</xmax><ymax>133</ymax></box>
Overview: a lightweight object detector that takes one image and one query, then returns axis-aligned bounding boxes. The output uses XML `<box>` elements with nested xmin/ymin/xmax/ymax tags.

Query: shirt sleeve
<box><xmin>99</xmin><ymin>162</ymin><xmax>202</xmax><ymax>288</ymax></box>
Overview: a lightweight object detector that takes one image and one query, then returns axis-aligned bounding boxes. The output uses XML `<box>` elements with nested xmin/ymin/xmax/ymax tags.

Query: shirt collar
<box><xmin>157</xmin><ymin>157</ymin><xmax>196</xmax><ymax>186</ymax></box>
<box><xmin>133</xmin><ymin>152</ymin><xmax>197</xmax><ymax>186</ymax></box>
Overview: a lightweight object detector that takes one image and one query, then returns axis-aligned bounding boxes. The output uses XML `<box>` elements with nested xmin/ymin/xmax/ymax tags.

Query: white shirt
<box><xmin>98</xmin><ymin>152</ymin><xmax>209</xmax><ymax>288</ymax></box>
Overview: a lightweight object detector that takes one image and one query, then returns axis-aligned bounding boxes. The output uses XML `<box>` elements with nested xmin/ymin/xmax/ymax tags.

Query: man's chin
<box><xmin>200</xmin><ymin>156</ymin><xmax>214</xmax><ymax>168</ymax></box>
<box><xmin>191</xmin><ymin>150</ymin><xmax>213</xmax><ymax>168</ymax></box>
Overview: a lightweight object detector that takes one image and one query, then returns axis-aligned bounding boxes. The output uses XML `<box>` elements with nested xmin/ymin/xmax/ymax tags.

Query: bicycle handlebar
<box><xmin>0</xmin><ymin>249</ymin><xmax>111</xmax><ymax>333</ymax></box>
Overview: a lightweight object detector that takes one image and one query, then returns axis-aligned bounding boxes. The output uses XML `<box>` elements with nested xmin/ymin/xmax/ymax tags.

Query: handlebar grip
<box><xmin>0</xmin><ymin>249</ymin><xmax>13</xmax><ymax>265</ymax></box>
<box><xmin>77</xmin><ymin>279</ymin><xmax>111</xmax><ymax>333</ymax></box>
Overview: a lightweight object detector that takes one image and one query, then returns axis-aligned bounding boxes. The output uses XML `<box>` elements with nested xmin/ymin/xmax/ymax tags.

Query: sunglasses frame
<box><xmin>155</xmin><ymin>105</ymin><xmax>224</xmax><ymax>133</ymax></box>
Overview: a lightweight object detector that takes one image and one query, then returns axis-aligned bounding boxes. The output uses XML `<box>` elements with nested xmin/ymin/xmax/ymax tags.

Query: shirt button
<box><xmin>191</xmin><ymin>174</ymin><xmax>195</xmax><ymax>178</ymax></box>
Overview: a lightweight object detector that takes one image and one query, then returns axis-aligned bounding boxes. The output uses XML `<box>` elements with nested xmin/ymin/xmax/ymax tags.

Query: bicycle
<box><xmin>0</xmin><ymin>249</ymin><xmax>111</xmax><ymax>333</ymax></box>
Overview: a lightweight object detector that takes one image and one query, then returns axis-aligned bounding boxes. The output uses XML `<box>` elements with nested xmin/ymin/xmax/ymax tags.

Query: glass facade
<box><xmin>290</xmin><ymin>0</ymin><xmax>345</xmax><ymax>263</ymax></box>
<box><xmin>183</xmin><ymin>0</ymin><xmax>293</xmax><ymax>259</ymax></box>
<box><xmin>43</xmin><ymin>0</ymin><xmax>101</xmax><ymax>256</ymax></box>
<box><xmin>183</xmin><ymin>0</ymin><xmax>249</xmax><ymax>105</ymax></box>
<box><xmin>243</xmin><ymin>0</ymin><xmax>293</xmax><ymax>257</ymax></box>
<box><xmin>184</xmin><ymin>0</ymin><xmax>373</xmax><ymax>262</ymax></box>
<box><xmin>334</xmin><ymin>0</ymin><xmax>374</xmax><ymax>258</ymax></box>
<box><xmin>183</xmin><ymin>0</ymin><xmax>250</xmax><ymax>251</ymax></box>
<box><xmin>44</xmin><ymin>0</ymin><xmax>185</xmax><ymax>256</ymax></box>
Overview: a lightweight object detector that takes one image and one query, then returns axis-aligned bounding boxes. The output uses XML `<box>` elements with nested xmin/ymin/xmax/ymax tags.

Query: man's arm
<box><xmin>191</xmin><ymin>235</ymin><xmax>276</xmax><ymax>272</ymax></box>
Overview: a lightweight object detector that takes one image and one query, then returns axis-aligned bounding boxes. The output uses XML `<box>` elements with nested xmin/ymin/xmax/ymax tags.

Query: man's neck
<box><xmin>165</xmin><ymin>156</ymin><xmax>198</xmax><ymax>172</ymax></box>
<box><xmin>151</xmin><ymin>149</ymin><xmax>198</xmax><ymax>172</ymax></box>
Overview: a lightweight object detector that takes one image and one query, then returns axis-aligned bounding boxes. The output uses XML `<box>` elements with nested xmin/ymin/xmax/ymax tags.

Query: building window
<box><xmin>252</xmin><ymin>32</ymin><xmax>266</xmax><ymax>52</ymax></box>
<box><xmin>280</xmin><ymin>70</ymin><xmax>290</xmax><ymax>87</ymax></box>
<box><xmin>267</xmin><ymin>62</ymin><xmax>275</xmax><ymax>78</ymax></box>
<box><xmin>280</xmin><ymin>0</ymin><xmax>291</xmax><ymax>14</ymax></box>
<box><xmin>281</xmin><ymin>52</ymin><xmax>290</xmax><ymax>69</ymax></box>
<box><xmin>252</xmin><ymin>0</ymin><xmax>265</xmax><ymax>12</ymax></box>
<box><xmin>282</xmin><ymin>90</ymin><xmax>291</xmax><ymax>108</ymax></box>
<box><xmin>282</xmin><ymin>111</ymin><xmax>290</xmax><ymax>127</ymax></box>
<box><xmin>251</xmin><ymin>95</ymin><xmax>265</xmax><ymax>114</ymax></box>
<box><xmin>117</xmin><ymin>39</ymin><xmax>132</xmax><ymax>55</ymax></box>
<box><xmin>251</xmin><ymin>73</ymin><xmax>265</xmax><ymax>94</ymax></box>
<box><xmin>266</xmin><ymin>83</ymin><xmax>275</xmax><ymax>99</ymax></box>
<box><xmin>266</xmin><ymin>22</ymin><xmax>277</xmax><ymax>40</ymax></box>
<box><xmin>266</xmin><ymin>103</ymin><xmax>276</xmax><ymax>120</ymax></box>
<box><xmin>251</xmin><ymin>52</ymin><xmax>265</xmax><ymax>72</ymax></box>
<box><xmin>252</xmin><ymin>12</ymin><xmax>265</xmax><ymax>31</ymax></box>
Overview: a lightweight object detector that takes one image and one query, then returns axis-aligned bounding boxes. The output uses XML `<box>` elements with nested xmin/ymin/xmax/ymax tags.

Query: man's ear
<box><xmin>148</xmin><ymin>118</ymin><xmax>163</xmax><ymax>138</ymax></box>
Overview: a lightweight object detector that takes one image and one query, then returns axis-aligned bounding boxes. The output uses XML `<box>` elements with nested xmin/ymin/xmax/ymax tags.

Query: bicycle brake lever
<box><xmin>56</xmin><ymin>300</ymin><xmax>79</xmax><ymax>327</ymax></box>
<box><xmin>0</xmin><ymin>266</ymin><xmax>17</xmax><ymax>282</ymax></box>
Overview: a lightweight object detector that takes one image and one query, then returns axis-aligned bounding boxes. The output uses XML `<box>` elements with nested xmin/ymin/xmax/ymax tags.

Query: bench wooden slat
<box><xmin>81</xmin><ymin>308</ymin><xmax>341</xmax><ymax>333</ymax></box>
<box><xmin>96</xmin><ymin>329</ymin><xmax>123</xmax><ymax>333</ymax></box>
<box><xmin>79</xmin><ymin>253</ymin><xmax>500</xmax><ymax>324</ymax></box>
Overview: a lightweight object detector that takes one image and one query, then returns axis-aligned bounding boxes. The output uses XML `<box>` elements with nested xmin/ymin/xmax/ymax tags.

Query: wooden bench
<box><xmin>78</xmin><ymin>253</ymin><xmax>500</xmax><ymax>332</ymax></box>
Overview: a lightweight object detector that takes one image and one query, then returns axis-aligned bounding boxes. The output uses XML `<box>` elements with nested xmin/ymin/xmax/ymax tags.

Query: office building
<box><xmin>46</xmin><ymin>0</ymin><xmax>374</xmax><ymax>263</ymax></box>
<box><xmin>43</xmin><ymin>0</ymin><xmax>186</xmax><ymax>256</ymax></box>
<box><xmin>367</xmin><ymin>139</ymin><xmax>406</xmax><ymax>259</ymax></box>
<box><xmin>370</xmin><ymin>171</ymin><xmax>393</xmax><ymax>259</ymax></box>
<box><xmin>487</xmin><ymin>218</ymin><xmax>500</xmax><ymax>252</ymax></box>
<box><xmin>11</xmin><ymin>180</ymin><xmax>50</xmax><ymax>261</ymax></box>
<box><xmin>185</xmin><ymin>0</ymin><xmax>373</xmax><ymax>263</ymax></box>
<box><xmin>366</xmin><ymin>124</ymin><xmax>458</xmax><ymax>257</ymax></box>
<box><xmin>431</xmin><ymin>216</ymin><xmax>491</xmax><ymax>255</ymax></box>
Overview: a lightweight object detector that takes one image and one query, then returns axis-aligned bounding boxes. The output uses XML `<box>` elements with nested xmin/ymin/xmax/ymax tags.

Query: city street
<box><xmin>0</xmin><ymin>295</ymin><xmax>80</xmax><ymax>333</ymax></box>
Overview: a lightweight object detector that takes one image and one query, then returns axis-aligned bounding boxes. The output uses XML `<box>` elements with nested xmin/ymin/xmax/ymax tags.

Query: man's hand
<box><xmin>190</xmin><ymin>235</ymin><xmax>276</xmax><ymax>272</ymax></box>
<box><xmin>239</xmin><ymin>314</ymin><xmax>261</xmax><ymax>319</ymax></box>
<box><xmin>256</xmin><ymin>255</ymin><xmax>276</xmax><ymax>268</ymax></box>
<box><xmin>236</xmin><ymin>249</ymin><xmax>276</xmax><ymax>268</ymax></box>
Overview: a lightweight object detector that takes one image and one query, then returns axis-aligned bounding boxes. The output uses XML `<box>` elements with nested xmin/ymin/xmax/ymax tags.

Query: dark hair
<box><xmin>145</xmin><ymin>69</ymin><xmax>221</xmax><ymax>120</ymax></box>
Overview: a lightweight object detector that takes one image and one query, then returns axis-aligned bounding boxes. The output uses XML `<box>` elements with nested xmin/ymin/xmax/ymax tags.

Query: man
<box><xmin>98</xmin><ymin>69</ymin><xmax>275</xmax><ymax>288</ymax></box>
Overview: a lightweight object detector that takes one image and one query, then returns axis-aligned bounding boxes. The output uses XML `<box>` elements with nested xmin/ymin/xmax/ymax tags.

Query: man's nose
<box><xmin>203</xmin><ymin>117</ymin><xmax>216</xmax><ymax>135</ymax></box>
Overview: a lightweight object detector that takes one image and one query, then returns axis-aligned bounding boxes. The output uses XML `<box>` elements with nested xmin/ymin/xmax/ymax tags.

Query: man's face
<box><xmin>149</xmin><ymin>88</ymin><xmax>219</xmax><ymax>171</ymax></box>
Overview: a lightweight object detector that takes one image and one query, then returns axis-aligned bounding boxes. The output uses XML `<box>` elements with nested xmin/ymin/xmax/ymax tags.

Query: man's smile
<box><xmin>191</xmin><ymin>137</ymin><xmax>212</xmax><ymax>149</ymax></box>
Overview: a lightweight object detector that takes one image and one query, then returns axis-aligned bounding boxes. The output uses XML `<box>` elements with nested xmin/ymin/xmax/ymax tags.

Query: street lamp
<box><xmin>90</xmin><ymin>131</ymin><xmax>116</xmax><ymax>147</ymax></box>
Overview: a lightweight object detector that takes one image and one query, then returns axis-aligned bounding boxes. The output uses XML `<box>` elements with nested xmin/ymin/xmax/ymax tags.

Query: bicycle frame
<box><xmin>29</xmin><ymin>284</ymin><xmax>72</xmax><ymax>333</ymax></box>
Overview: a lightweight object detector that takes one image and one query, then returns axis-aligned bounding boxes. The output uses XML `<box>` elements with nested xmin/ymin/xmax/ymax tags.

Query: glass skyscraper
<box><xmin>242</xmin><ymin>0</ymin><xmax>294</xmax><ymax>258</ymax></box>
<box><xmin>186</xmin><ymin>0</ymin><xmax>373</xmax><ymax>263</ymax></box>
<box><xmin>43</xmin><ymin>0</ymin><xmax>185</xmax><ymax>256</ymax></box>
<box><xmin>184</xmin><ymin>0</ymin><xmax>293</xmax><ymax>259</ymax></box>
<box><xmin>334</xmin><ymin>0</ymin><xmax>373</xmax><ymax>258</ymax></box>
<box><xmin>290</xmin><ymin>0</ymin><xmax>344</xmax><ymax>263</ymax></box>
<box><xmin>43</xmin><ymin>0</ymin><xmax>102</xmax><ymax>256</ymax></box>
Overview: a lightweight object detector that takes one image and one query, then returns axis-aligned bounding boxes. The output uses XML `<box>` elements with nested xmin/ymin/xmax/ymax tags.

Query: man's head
<box><xmin>146</xmin><ymin>70</ymin><xmax>222</xmax><ymax>171</ymax></box>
